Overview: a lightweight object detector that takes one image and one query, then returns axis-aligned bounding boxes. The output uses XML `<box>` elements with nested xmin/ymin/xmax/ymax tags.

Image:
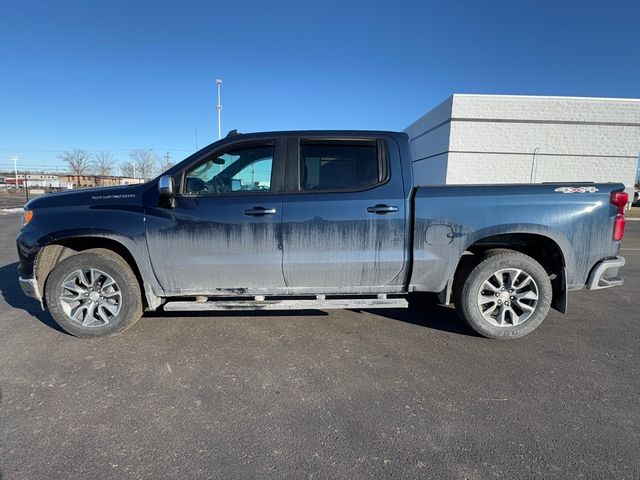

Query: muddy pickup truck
<box><xmin>17</xmin><ymin>130</ymin><xmax>628</xmax><ymax>339</ymax></box>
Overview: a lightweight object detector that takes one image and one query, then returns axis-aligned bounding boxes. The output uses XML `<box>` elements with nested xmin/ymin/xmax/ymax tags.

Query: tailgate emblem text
<box><xmin>554</xmin><ymin>186</ymin><xmax>599</xmax><ymax>194</ymax></box>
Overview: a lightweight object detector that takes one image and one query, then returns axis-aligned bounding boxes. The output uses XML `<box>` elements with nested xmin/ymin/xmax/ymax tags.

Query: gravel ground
<box><xmin>0</xmin><ymin>193</ymin><xmax>29</xmax><ymax>210</ymax></box>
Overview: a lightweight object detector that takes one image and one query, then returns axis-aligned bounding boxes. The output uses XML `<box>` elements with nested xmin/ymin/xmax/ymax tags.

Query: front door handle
<box><xmin>244</xmin><ymin>207</ymin><xmax>277</xmax><ymax>216</ymax></box>
<box><xmin>367</xmin><ymin>204</ymin><xmax>399</xmax><ymax>214</ymax></box>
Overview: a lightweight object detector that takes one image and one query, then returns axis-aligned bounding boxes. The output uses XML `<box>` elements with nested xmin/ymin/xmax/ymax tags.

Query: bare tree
<box><xmin>120</xmin><ymin>162</ymin><xmax>136</xmax><ymax>178</ymax></box>
<box><xmin>59</xmin><ymin>149</ymin><xmax>92</xmax><ymax>175</ymax></box>
<box><xmin>93</xmin><ymin>151</ymin><xmax>115</xmax><ymax>176</ymax></box>
<box><xmin>157</xmin><ymin>152</ymin><xmax>174</xmax><ymax>175</ymax></box>
<box><xmin>128</xmin><ymin>149</ymin><xmax>157</xmax><ymax>180</ymax></box>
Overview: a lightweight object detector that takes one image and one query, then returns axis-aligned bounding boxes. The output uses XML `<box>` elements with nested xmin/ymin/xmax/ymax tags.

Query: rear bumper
<box><xmin>19</xmin><ymin>276</ymin><xmax>42</xmax><ymax>302</ymax></box>
<box><xmin>586</xmin><ymin>256</ymin><xmax>625</xmax><ymax>290</ymax></box>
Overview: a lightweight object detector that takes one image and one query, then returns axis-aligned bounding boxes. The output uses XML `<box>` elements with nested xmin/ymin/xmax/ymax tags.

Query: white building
<box><xmin>4</xmin><ymin>174</ymin><xmax>61</xmax><ymax>188</ymax></box>
<box><xmin>405</xmin><ymin>94</ymin><xmax>640</xmax><ymax>200</ymax></box>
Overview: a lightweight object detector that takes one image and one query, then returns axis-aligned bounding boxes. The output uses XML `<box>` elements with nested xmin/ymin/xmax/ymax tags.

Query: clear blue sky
<box><xmin>1</xmin><ymin>0</ymin><xmax>639</xmax><ymax>172</ymax></box>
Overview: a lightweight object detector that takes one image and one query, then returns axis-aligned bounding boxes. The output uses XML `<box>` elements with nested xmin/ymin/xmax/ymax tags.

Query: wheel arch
<box><xmin>35</xmin><ymin>236</ymin><xmax>162</xmax><ymax>310</ymax></box>
<box><xmin>451</xmin><ymin>232</ymin><xmax>568</xmax><ymax>313</ymax></box>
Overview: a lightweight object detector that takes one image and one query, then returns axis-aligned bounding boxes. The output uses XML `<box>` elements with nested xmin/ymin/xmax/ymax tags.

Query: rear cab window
<box><xmin>299</xmin><ymin>139</ymin><xmax>388</xmax><ymax>192</ymax></box>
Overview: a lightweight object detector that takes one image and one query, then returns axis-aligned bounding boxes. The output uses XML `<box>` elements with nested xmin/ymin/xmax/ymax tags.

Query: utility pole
<box><xmin>12</xmin><ymin>156</ymin><xmax>18</xmax><ymax>189</ymax></box>
<box><xmin>216</xmin><ymin>79</ymin><xmax>223</xmax><ymax>140</ymax></box>
<box><xmin>164</xmin><ymin>151</ymin><xmax>171</xmax><ymax>169</ymax></box>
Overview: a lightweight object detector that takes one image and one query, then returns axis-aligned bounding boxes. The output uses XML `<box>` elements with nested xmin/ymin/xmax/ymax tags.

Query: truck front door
<box><xmin>145</xmin><ymin>139</ymin><xmax>286</xmax><ymax>295</ymax></box>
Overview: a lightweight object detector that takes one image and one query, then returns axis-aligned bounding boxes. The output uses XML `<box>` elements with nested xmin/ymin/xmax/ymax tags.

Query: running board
<box><xmin>163</xmin><ymin>295</ymin><xmax>408</xmax><ymax>312</ymax></box>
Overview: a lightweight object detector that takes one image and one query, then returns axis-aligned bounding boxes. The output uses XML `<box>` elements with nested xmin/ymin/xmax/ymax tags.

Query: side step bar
<box><xmin>163</xmin><ymin>295</ymin><xmax>408</xmax><ymax>312</ymax></box>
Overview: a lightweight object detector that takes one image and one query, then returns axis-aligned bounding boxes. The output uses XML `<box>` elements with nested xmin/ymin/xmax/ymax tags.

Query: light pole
<box><xmin>216</xmin><ymin>79</ymin><xmax>222</xmax><ymax>140</ymax></box>
<box><xmin>12</xmin><ymin>156</ymin><xmax>18</xmax><ymax>189</ymax></box>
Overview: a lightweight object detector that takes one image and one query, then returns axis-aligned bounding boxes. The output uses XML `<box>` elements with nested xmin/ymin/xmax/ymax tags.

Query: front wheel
<box><xmin>454</xmin><ymin>251</ymin><xmax>552</xmax><ymax>339</ymax></box>
<box><xmin>44</xmin><ymin>249</ymin><xmax>143</xmax><ymax>337</ymax></box>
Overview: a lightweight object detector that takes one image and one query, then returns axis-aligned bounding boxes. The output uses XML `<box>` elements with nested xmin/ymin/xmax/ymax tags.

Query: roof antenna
<box><xmin>226</xmin><ymin>129</ymin><xmax>239</xmax><ymax>138</ymax></box>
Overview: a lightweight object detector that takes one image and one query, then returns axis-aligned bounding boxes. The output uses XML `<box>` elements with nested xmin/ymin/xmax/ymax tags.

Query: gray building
<box><xmin>405</xmin><ymin>94</ymin><xmax>640</xmax><ymax>201</ymax></box>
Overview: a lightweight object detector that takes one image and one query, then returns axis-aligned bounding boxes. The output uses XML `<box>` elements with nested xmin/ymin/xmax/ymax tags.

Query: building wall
<box><xmin>445</xmin><ymin>152</ymin><xmax>638</xmax><ymax>187</ymax></box>
<box><xmin>96</xmin><ymin>177</ymin><xmax>121</xmax><ymax>187</ymax></box>
<box><xmin>405</xmin><ymin>97</ymin><xmax>453</xmax><ymax>185</ymax></box>
<box><xmin>25</xmin><ymin>174</ymin><xmax>60</xmax><ymax>188</ymax></box>
<box><xmin>405</xmin><ymin>94</ymin><xmax>640</xmax><ymax>198</ymax></box>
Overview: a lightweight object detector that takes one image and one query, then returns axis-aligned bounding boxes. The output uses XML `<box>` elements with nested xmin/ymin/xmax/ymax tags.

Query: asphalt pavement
<box><xmin>0</xmin><ymin>213</ymin><xmax>638</xmax><ymax>479</ymax></box>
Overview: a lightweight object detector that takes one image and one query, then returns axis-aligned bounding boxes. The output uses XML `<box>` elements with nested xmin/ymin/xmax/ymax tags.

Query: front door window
<box><xmin>184</xmin><ymin>144</ymin><xmax>274</xmax><ymax>195</ymax></box>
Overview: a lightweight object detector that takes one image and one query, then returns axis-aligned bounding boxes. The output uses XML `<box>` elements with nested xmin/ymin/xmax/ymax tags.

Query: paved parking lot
<box><xmin>0</xmin><ymin>213</ymin><xmax>638</xmax><ymax>479</ymax></box>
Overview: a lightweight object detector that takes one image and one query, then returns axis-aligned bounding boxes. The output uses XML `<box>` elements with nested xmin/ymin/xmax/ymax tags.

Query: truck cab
<box><xmin>145</xmin><ymin>131</ymin><xmax>410</xmax><ymax>296</ymax></box>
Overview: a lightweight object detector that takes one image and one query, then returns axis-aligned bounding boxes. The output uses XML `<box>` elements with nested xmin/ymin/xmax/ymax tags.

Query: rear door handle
<box><xmin>367</xmin><ymin>204</ymin><xmax>399</xmax><ymax>214</ymax></box>
<box><xmin>244</xmin><ymin>207</ymin><xmax>277</xmax><ymax>216</ymax></box>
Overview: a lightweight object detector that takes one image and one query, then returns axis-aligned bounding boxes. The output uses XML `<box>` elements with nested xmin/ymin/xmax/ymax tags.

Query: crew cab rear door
<box><xmin>144</xmin><ymin>138</ymin><xmax>286</xmax><ymax>295</ymax></box>
<box><xmin>281</xmin><ymin>135</ymin><xmax>407</xmax><ymax>291</ymax></box>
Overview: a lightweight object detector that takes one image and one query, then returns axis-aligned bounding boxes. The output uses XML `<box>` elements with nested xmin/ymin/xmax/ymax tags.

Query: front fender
<box><xmin>17</xmin><ymin>204</ymin><xmax>165</xmax><ymax>310</ymax></box>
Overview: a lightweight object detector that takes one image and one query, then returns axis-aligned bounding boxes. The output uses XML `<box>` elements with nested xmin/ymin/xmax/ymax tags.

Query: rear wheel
<box><xmin>454</xmin><ymin>251</ymin><xmax>552</xmax><ymax>339</ymax></box>
<box><xmin>45</xmin><ymin>249</ymin><xmax>143</xmax><ymax>337</ymax></box>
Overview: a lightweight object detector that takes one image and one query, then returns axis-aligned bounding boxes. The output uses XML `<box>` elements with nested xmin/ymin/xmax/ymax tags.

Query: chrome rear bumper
<box><xmin>586</xmin><ymin>256</ymin><xmax>625</xmax><ymax>290</ymax></box>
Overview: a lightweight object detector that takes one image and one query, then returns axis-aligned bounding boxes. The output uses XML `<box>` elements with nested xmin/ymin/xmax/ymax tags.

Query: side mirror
<box><xmin>158</xmin><ymin>175</ymin><xmax>175</xmax><ymax>208</ymax></box>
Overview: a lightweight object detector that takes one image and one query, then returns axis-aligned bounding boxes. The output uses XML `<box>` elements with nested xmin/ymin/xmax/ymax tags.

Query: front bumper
<box><xmin>586</xmin><ymin>256</ymin><xmax>625</xmax><ymax>290</ymax></box>
<box><xmin>19</xmin><ymin>276</ymin><xmax>43</xmax><ymax>303</ymax></box>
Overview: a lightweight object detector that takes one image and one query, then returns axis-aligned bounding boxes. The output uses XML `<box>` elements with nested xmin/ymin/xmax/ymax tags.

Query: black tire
<box><xmin>44</xmin><ymin>249</ymin><xmax>143</xmax><ymax>337</ymax></box>
<box><xmin>454</xmin><ymin>251</ymin><xmax>552</xmax><ymax>339</ymax></box>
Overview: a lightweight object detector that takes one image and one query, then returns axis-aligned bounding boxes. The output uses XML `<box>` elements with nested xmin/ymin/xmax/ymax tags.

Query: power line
<box><xmin>0</xmin><ymin>147</ymin><xmax>194</xmax><ymax>153</ymax></box>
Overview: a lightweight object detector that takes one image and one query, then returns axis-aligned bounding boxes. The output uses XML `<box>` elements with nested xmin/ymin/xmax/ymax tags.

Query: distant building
<box><xmin>4</xmin><ymin>174</ymin><xmax>61</xmax><ymax>188</ymax></box>
<box><xmin>1</xmin><ymin>173</ymin><xmax>147</xmax><ymax>189</ymax></box>
<box><xmin>60</xmin><ymin>175</ymin><xmax>146</xmax><ymax>188</ymax></box>
<box><xmin>405</xmin><ymin>94</ymin><xmax>640</xmax><ymax>201</ymax></box>
<box><xmin>119</xmin><ymin>177</ymin><xmax>146</xmax><ymax>186</ymax></box>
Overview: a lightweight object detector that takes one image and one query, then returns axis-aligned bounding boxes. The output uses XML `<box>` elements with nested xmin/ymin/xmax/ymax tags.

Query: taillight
<box><xmin>613</xmin><ymin>215</ymin><xmax>625</xmax><ymax>241</ymax></box>
<box><xmin>610</xmin><ymin>192</ymin><xmax>628</xmax><ymax>209</ymax></box>
<box><xmin>610</xmin><ymin>191</ymin><xmax>628</xmax><ymax>241</ymax></box>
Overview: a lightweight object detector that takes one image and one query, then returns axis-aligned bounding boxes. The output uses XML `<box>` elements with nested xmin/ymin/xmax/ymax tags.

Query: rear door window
<box><xmin>299</xmin><ymin>140</ymin><xmax>385</xmax><ymax>192</ymax></box>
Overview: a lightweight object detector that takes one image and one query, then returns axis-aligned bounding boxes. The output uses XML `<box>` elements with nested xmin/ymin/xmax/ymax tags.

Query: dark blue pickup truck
<box><xmin>16</xmin><ymin>131</ymin><xmax>628</xmax><ymax>339</ymax></box>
